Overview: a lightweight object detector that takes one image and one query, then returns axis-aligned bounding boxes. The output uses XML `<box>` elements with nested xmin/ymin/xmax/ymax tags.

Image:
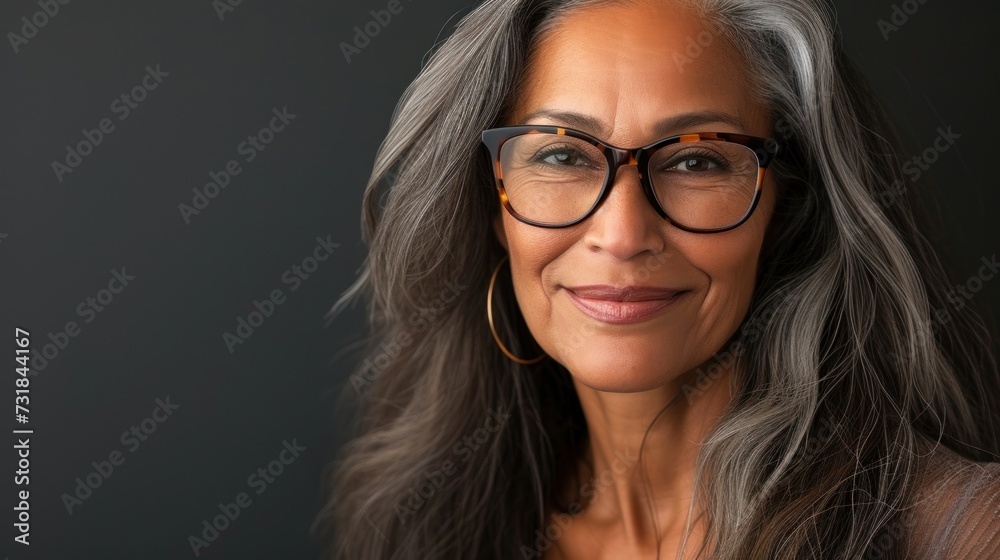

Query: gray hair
<box><xmin>314</xmin><ymin>0</ymin><xmax>1000</xmax><ymax>558</ymax></box>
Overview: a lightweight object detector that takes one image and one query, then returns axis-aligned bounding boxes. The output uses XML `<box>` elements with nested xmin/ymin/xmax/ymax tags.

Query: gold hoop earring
<box><xmin>487</xmin><ymin>255</ymin><xmax>546</xmax><ymax>365</ymax></box>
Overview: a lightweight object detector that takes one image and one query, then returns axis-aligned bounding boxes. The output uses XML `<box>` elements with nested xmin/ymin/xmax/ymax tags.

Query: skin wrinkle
<box><xmin>491</xmin><ymin>0</ymin><xmax>776</xmax><ymax>557</ymax></box>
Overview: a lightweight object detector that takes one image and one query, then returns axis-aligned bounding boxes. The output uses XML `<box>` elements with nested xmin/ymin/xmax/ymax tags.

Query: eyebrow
<box><xmin>517</xmin><ymin>108</ymin><xmax>750</xmax><ymax>138</ymax></box>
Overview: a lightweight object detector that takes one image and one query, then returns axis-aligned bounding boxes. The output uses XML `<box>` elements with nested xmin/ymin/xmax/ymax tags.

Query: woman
<box><xmin>316</xmin><ymin>0</ymin><xmax>1000</xmax><ymax>558</ymax></box>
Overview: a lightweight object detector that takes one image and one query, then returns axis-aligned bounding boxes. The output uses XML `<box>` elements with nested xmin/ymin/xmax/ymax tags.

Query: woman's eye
<box><xmin>538</xmin><ymin>149</ymin><xmax>589</xmax><ymax>166</ymax></box>
<box><xmin>673</xmin><ymin>157</ymin><xmax>718</xmax><ymax>172</ymax></box>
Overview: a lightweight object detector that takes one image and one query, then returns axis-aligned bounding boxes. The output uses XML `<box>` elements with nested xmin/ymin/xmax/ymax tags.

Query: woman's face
<box><xmin>493</xmin><ymin>0</ymin><xmax>777</xmax><ymax>392</ymax></box>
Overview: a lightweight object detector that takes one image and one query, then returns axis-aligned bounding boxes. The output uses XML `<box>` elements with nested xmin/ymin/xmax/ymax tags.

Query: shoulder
<box><xmin>907</xmin><ymin>444</ymin><xmax>1000</xmax><ymax>559</ymax></box>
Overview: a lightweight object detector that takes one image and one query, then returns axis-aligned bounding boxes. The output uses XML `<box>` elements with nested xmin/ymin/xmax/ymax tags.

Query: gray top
<box><xmin>908</xmin><ymin>445</ymin><xmax>1000</xmax><ymax>558</ymax></box>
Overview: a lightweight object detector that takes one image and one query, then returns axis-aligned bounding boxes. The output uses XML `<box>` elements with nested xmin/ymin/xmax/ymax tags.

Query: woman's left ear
<box><xmin>493</xmin><ymin>213</ymin><xmax>509</xmax><ymax>251</ymax></box>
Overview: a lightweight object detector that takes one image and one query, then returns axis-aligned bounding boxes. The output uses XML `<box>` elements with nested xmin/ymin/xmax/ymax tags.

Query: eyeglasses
<box><xmin>481</xmin><ymin>125</ymin><xmax>779</xmax><ymax>233</ymax></box>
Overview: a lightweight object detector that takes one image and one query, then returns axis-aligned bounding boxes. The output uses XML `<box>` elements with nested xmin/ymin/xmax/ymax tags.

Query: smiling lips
<box><xmin>564</xmin><ymin>285</ymin><xmax>688</xmax><ymax>324</ymax></box>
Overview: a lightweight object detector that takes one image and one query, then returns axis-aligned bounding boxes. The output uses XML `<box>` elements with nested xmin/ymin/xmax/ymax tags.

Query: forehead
<box><xmin>509</xmin><ymin>1</ymin><xmax>769</xmax><ymax>140</ymax></box>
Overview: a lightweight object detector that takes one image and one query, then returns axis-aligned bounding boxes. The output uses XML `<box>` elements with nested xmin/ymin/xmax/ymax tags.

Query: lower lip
<box><xmin>564</xmin><ymin>289</ymin><xmax>688</xmax><ymax>325</ymax></box>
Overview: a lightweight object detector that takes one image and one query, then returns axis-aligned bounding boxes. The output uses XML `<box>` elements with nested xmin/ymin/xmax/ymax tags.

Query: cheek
<box><xmin>690</xmin><ymin>240</ymin><xmax>760</xmax><ymax>319</ymax></box>
<box><xmin>676</xmin><ymin>209</ymin><xmax>771</xmax><ymax>346</ymax></box>
<box><xmin>502</xmin><ymin>216</ymin><xmax>575</xmax><ymax>355</ymax></box>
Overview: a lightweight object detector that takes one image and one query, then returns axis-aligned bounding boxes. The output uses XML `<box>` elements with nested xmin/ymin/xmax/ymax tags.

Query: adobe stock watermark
<box><xmin>50</xmin><ymin>64</ymin><xmax>170</xmax><ymax>183</ymax></box>
<box><xmin>864</xmin><ymin>125</ymin><xmax>959</xmax><ymax>232</ymax></box>
<box><xmin>60</xmin><ymin>396</ymin><xmax>179</xmax><ymax>514</ymax></box>
<box><xmin>849</xmin><ymin>469</ymin><xmax>967</xmax><ymax>559</ymax></box>
<box><xmin>680</xmin><ymin>288</ymin><xmax>792</xmax><ymax>403</ymax></box>
<box><xmin>178</xmin><ymin>106</ymin><xmax>296</xmax><ymax>224</ymax></box>
<box><xmin>791</xmin><ymin>415</ymin><xmax>836</xmax><ymax>464</ymax></box>
<box><xmin>885</xmin><ymin>255</ymin><xmax>997</xmax><ymax>370</ymax></box>
<box><xmin>340</xmin><ymin>0</ymin><xmax>413</xmax><ymax>63</ymax></box>
<box><xmin>394</xmin><ymin>408</ymin><xmax>510</xmax><ymax>524</ymax></box>
<box><xmin>896</xmin><ymin>125</ymin><xmax>960</xmax><ymax>184</ymax></box>
<box><xmin>222</xmin><ymin>235</ymin><xmax>339</xmax><ymax>353</ymax></box>
<box><xmin>866</xmin><ymin>471</ymin><xmax>979</xmax><ymax>558</ymax></box>
<box><xmin>28</xmin><ymin>267</ymin><xmax>136</xmax><ymax>374</ymax></box>
<box><xmin>186</xmin><ymin>439</ymin><xmax>306</xmax><ymax>556</ymax></box>
<box><xmin>878</xmin><ymin>0</ymin><xmax>932</xmax><ymax>41</ymax></box>
<box><xmin>946</xmin><ymin>255</ymin><xmax>998</xmax><ymax>311</ymax></box>
<box><xmin>211</xmin><ymin>0</ymin><xmax>245</xmax><ymax>22</ymax></box>
<box><xmin>349</xmin><ymin>278</ymin><xmax>468</xmax><ymax>395</ymax></box>
<box><xmin>672</xmin><ymin>18</ymin><xmax>727</xmax><ymax>72</ymax></box>
<box><xmin>7</xmin><ymin>0</ymin><xmax>71</xmax><ymax>54</ymax></box>
<box><xmin>521</xmin><ymin>446</ymin><xmax>639</xmax><ymax>558</ymax></box>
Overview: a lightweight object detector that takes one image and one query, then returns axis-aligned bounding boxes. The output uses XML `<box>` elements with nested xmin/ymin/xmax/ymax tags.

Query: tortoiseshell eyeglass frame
<box><xmin>481</xmin><ymin>125</ymin><xmax>780</xmax><ymax>233</ymax></box>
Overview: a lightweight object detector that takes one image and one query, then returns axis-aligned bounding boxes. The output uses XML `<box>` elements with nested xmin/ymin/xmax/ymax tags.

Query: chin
<box><xmin>558</xmin><ymin>346</ymin><xmax>681</xmax><ymax>393</ymax></box>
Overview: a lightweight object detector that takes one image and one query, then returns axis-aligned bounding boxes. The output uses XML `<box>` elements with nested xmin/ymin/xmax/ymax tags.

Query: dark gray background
<box><xmin>1</xmin><ymin>0</ymin><xmax>997</xmax><ymax>558</ymax></box>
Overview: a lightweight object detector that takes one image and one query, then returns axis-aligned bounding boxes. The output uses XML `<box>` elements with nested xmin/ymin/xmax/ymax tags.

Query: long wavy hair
<box><xmin>314</xmin><ymin>0</ymin><xmax>1000</xmax><ymax>558</ymax></box>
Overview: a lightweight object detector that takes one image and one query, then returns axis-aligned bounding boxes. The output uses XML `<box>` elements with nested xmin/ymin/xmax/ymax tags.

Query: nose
<box><xmin>582</xmin><ymin>164</ymin><xmax>666</xmax><ymax>260</ymax></box>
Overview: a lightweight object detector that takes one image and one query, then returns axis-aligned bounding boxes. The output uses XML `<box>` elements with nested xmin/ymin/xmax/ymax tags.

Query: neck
<box><xmin>565</xmin><ymin>364</ymin><xmax>734</xmax><ymax>550</ymax></box>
